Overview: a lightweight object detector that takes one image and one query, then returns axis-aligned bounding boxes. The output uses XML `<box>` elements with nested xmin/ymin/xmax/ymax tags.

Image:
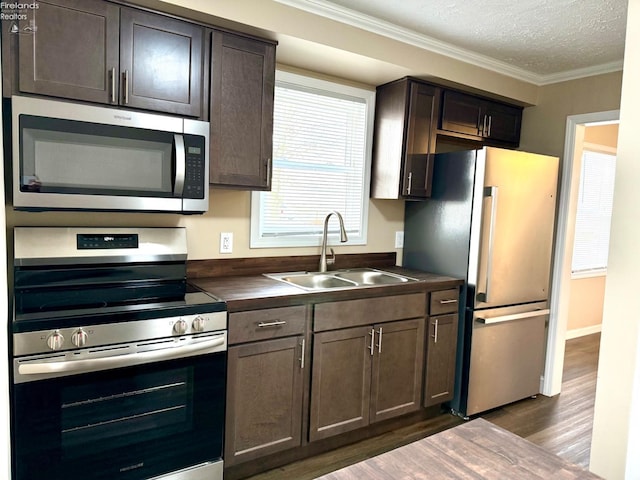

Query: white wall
<box><xmin>590</xmin><ymin>0</ymin><xmax>640</xmax><ymax>476</ymax></box>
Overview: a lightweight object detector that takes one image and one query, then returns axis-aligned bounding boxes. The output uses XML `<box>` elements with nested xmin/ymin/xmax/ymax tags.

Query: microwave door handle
<box><xmin>174</xmin><ymin>134</ymin><xmax>186</xmax><ymax>196</ymax></box>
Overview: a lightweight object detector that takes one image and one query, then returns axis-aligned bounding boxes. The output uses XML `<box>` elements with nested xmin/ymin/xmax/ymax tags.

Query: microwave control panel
<box><xmin>183</xmin><ymin>134</ymin><xmax>206</xmax><ymax>199</ymax></box>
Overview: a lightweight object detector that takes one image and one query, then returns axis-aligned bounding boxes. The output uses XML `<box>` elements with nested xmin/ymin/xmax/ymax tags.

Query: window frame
<box><xmin>250</xmin><ymin>70</ymin><xmax>375</xmax><ymax>249</ymax></box>
<box><xmin>570</xmin><ymin>142</ymin><xmax>617</xmax><ymax>279</ymax></box>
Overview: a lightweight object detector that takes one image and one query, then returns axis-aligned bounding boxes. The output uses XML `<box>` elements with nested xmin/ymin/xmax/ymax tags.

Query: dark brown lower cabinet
<box><xmin>309</xmin><ymin>318</ymin><xmax>425</xmax><ymax>442</ymax></box>
<box><xmin>371</xmin><ymin>318</ymin><xmax>425</xmax><ymax>422</ymax></box>
<box><xmin>309</xmin><ymin>326</ymin><xmax>372</xmax><ymax>442</ymax></box>
<box><xmin>225</xmin><ymin>336</ymin><xmax>304</xmax><ymax>466</ymax></box>
<box><xmin>424</xmin><ymin>313</ymin><xmax>458</xmax><ymax>407</ymax></box>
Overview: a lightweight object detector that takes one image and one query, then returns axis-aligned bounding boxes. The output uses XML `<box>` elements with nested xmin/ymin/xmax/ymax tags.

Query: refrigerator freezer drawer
<box><xmin>466</xmin><ymin>304</ymin><xmax>548</xmax><ymax>416</ymax></box>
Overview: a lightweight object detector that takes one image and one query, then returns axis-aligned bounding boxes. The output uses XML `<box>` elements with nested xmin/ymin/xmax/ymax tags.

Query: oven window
<box><xmin>60</xmin><ymin>367</ymin><xmax>193</xmax><ymax>455</ymax></box>
<box><xmin>12</xmin><ymin>352</ymin><xmax>225</xmax><ymax>480</ymax></box>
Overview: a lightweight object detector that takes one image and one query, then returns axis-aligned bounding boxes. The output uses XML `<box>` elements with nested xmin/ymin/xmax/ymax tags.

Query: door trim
<box><xmin>543</xmin><ymin>109</ymin><xmax>619</xmax><ymax>396</ymax></box>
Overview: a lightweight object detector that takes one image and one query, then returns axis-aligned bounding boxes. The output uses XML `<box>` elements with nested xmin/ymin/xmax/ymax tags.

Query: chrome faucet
<box><xmin>319</xmin><ymin>211</ymin><xmax>348</xmax><ymax>272</ymax></box>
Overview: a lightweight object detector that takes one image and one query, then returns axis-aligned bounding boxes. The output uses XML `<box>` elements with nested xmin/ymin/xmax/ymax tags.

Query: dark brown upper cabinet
<box><xmin>209</xmin><ymin>30</ymin><xmax>276</xmax><ymax>189</ymax></box>
<box><xmin>14</xmin><ymin>0</ymin><xmax>119</xmax><ymax>104</ymax></box>
<box><xmin>440</xmin><ymin>90</ymin><xmax>522</xmax><ymax>146</ymax></box>
<box><xmin>119</xmin><ymin>8</ymin><xmax>204</xmax><ymax>117</ymax></box>
<box><xmin>371</xmin><ymin>78</ymin><xmax>440</xmax><ymax>200</ymax></box>
<box><xmin>10</xmin><ymin>0</ymin><xmax>204</xmax><ymax>117</ymax></box>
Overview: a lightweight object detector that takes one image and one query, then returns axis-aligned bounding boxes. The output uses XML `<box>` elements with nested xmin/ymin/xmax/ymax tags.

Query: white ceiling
<box><xmin>275</xmin><ymin>0</ymin><xmax>627</xmax><ymax>84</ymax></box>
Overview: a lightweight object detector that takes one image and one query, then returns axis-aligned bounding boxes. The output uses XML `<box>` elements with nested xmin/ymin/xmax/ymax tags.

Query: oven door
<box><xmin>12</xmin><ymin>342</ymin><xmax>226</xmax><ymax>480</ymax></box>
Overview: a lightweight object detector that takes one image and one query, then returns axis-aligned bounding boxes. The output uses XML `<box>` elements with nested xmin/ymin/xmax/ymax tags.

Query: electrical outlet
<box><xmin>220</xmin><ymin>232</ymin><xmax>233</xmax><ymax>254</ymax></box>
<box><xmin>395</xmin><ymin>231</ymin><xmax>404</xmax><ymax>249</ymax></box>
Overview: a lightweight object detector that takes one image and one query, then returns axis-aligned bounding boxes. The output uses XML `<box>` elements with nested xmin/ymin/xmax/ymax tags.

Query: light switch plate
<box><xmin>395</xmin><ymin>231</ymin><xmax>404</xmax><ymax>248</ymax></box>
<box><xmin>220</xmin><ymin>232</ymin><xmax>233</xmax><ymax>254</ymax></box>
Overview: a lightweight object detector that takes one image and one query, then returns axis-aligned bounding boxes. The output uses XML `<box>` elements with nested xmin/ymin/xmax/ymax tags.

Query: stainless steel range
<box><xmin>10</xmin><ymin>227</ymin><xmax>227</xmax><ymax>480</ymax></box>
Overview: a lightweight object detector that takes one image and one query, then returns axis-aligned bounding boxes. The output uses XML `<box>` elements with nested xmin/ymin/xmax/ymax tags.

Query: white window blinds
<box><xmin>571</xmin><ymin>149</ymin><xmax>616</xmax><ymax>274</ymax></box>
<box><xmin>251</xmin><ymin>71</ymin><xmax>373</xmax><ymax>248</ymax></box>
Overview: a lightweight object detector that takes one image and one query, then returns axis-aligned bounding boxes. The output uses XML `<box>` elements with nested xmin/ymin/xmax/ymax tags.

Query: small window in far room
<box><xmin>571</xmin><ymin>147</ymin><xmax>617</xmax><ymax>276</ymax></box>
<box><xmin>250</xmin><ymin>70</ymin><xmax>374</xmax><ymax>248</ymax></box>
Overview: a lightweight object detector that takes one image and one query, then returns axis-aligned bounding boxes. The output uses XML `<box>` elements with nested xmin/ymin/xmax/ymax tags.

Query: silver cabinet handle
<box><xmin>376</xmin><ymin>327</ymin><xmax>383</xmax><ymax>354</ymax></box>
<box><xmin>123</xmin><ymin>69</ymin><xmax>129</xmax><ymax>104</ymax></box>
<box><xmin>110</xmin><ymin>67</ymin><xmax>116</xmax><ymax>103</ymax></box>
<box><xmin>174</xmin><ymin>134</ymin><xmax>186</xmax><ymax>196</ymax></box>
<box><xmin>300</xmin><ymin>338</ymin><xmax>305</xmax><ymax>369</ymax></box>
<box><xmin>439</xmin><ymin>299</ymin><xmax>457</xmax><ymax>305</ymax></box>
<box><xmin>431</xmin><ymin>319</ymin><xmax>439</xmax><ymax>343</ymax></box>
<box><xmin>369</xmin><ymin>328</ymin><xmax>375</xmax><ymax>356</ymax></box>
<box><xmin>477</xmin><ymin>186</ymin><xmax>498</xmax><ymax>303</ymax></box>
<box><xmin>476</xmin><ymin>308</ymin><xmax>550</xmax><ymax>325</ymax></box>
<box><xmin>487</xmin><ymin>115</ymin><xmax>492</xmax><ymax>137</ymax></box>
<box><xmin>265</xmin><ymin>158</ymin><xmax>271</xmax><ymax>186</ymax></box>
<box><xmin>257</xmin><ymin>320</ymin><xmax>286</xmax><ymax>328</ymax></box>
<box><xmin>407</xmin><ymin>171</ymin><xmax>413</xmax><ymax>195</ymax></box>
<box><xmin>18</xmin><ymin>335</ymin><xmax>226</xmax><ymax>377</ymax></box>
<box><xmin>482</xmin><ymin>114</ymin><xmax>487</xmax><ymax>136</ymax></box>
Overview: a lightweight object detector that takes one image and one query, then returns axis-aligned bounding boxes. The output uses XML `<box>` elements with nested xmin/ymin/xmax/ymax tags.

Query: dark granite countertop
<box><xmin>190</xmin><ymin>266</ymin><xmax>463</xmax><ymax>312</ymax></box>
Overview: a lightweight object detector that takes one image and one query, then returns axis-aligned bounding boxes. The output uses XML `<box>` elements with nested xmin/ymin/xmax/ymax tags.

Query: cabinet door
<box><xmin>483</xmin><ymin>101</ymin><xmax>522</xmax><ymax>145</ymax></box>
<box><xmin>17</xmin><ymin>0</ymin><xmax>119</xmax><ymax>104</ymax></box>
<box><xmin>440</xmin><ymin>90</ymin><xmax>483</xmax><ymax>137</ymax></box>
<box><xmin>225</xmin><ymin>336</ymin><xmax>304</xmax><ymax>466</ymax></box>
<box><xmin>370</xmin><ymin>318</ymin><xmax>425</xmax><ymax>422</ymax></box>
<box><xmin>424</xmin><ymin>314</ymin><xmax>458</xmax><ymax>407</ymax></box>
<box><xmin>309</xmin><ymin>326</ymin><xmax>372</xmax><ymax>442</ymax></box>
<box><xmin>119</xmin><ymin>8</ymin><xmax>204</xmax><ymax>117</ymax></box>
<box><xmin>403</xmin><ymin>82</ymin><xmax>439</xmax><ymax>198</ymax></box>
<box><xmin>209</xmin><ymin>30</ymin><xmax>275</xmax><ymax>188</ymax></box>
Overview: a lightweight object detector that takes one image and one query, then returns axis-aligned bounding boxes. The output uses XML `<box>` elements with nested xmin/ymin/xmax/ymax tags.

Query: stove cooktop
<box><xmin>13</xmin><ymin>285</ymin><xmax>226</xmax><ymax>334</ymax></box>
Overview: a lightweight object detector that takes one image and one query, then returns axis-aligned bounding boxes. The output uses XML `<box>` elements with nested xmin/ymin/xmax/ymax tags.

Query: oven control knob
<box><xmin>71</xmin><ymin>329</ymin><xmax>88</xmax><ymax>348</ymax></box>
<box><xmin>192</xmin><ymin>316</ymin><xmax>206</xmax><ymax>332</ymax></box>
<box><xmin>173</xmin><ymin>318</ymin><xmax>188</xmax><ymax>335</ymax></box>
<box><xmin>47</xmin><ymin>331</ymin><xmax>64</xmax><ymax>351</ymax></box>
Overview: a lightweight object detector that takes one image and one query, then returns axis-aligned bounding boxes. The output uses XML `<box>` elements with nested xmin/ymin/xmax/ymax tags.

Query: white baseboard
<box><xmin>565</xmin><ymin>324</ymin><xmax>602</xmax><ymax>340</ymax></box>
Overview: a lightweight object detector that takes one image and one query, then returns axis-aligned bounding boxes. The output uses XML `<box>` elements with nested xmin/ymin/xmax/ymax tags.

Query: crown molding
<box><xmin>535</xmin><ymin>60</ymin><xmax>624</xmax><ymax>85</ymax></box>
<box><xmin>274</xmin><ymin>0</ymin><xmax>623</xmax><ymax>86</ymax></box>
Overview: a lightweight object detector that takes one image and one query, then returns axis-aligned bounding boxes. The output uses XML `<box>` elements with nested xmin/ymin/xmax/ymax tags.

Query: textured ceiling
<box><xmin>279</xmin><ymin>0</ymin><xmax>627</xmax><ymax>83</ymax></box>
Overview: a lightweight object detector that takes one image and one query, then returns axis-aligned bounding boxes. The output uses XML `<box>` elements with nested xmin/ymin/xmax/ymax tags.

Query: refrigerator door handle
<box><xmin>477</xmin><ymin>186</ymin><xmax>498</xmax><ymax>303</ymax></box>
<box><xmin>475</xmin><ymin>308</ymin><xmax>550</xmax><ymax>325</ymax></box>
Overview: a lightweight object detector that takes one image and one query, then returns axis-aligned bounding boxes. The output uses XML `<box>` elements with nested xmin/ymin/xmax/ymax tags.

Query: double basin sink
<box><xmin>265</xmin><ymin>268</ymin><xmax>418</xmax><ymax>291</ymax></box>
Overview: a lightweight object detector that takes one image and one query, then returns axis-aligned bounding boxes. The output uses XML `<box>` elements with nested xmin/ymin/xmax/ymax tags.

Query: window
<box><xmin>251</xmin><ymin>71</ymin><xmax>374</xmax><ymax>248</ymax></box>
<box><xmin>571</xmin><ymin>147</ymin><xmax>617</xmax><ymax>276</ymax></box>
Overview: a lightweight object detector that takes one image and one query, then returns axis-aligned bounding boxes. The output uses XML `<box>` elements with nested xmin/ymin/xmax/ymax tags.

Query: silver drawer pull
<box><xmin>257</xmin><ymin>320</ymin><xmax>287</xmax><ymax>328</ymax></box>
<box><xmin>439</xmin><ymin>299</ymin><xmax>457</xmax><ymax>305</ymax></box>
<box><xmin>432</xmin><ymin>319</ymin><xmax>439</xmax><ymax>343</ymax></box>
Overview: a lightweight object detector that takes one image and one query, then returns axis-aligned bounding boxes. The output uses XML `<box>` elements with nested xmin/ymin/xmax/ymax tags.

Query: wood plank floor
<box><xmin>245</xmin><ymin>333</ymin><xmax>600</xmax><ymax>479</ymax></box>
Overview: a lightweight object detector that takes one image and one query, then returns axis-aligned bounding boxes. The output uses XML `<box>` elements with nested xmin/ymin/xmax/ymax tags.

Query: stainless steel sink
<box><xmin>333</xmin><ymin>268</ymin><xmax>412</xmax><ymax>285</ymax></box>
<box><xmin>265</xmin><ymin>268</ymin><xmax>417</xmax><ymax>291</ymax></box>
<box><xmin>278</xmin><ymin>273</ymin><xmax>358</xmax><ymax>290</ymax></box>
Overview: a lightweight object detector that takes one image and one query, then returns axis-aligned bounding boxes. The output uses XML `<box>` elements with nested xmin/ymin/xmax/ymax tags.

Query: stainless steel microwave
<box><xmin>11</xmin><ymin>95</ymin><xmax>209</xmax><ymax>213</ymax></box>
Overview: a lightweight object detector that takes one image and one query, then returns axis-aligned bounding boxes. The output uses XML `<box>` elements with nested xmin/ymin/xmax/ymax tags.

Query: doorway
<box><xmin>543</xmin><ymin>110</ymin><xmax>620</xmax><ymax>397</ymax></box>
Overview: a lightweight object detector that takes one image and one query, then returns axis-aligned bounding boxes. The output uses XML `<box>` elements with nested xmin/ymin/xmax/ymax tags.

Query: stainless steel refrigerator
<box><xmin>404</xmin><ymin>146</ymin><xmax>559</xmax><ymax>417</ymax></box>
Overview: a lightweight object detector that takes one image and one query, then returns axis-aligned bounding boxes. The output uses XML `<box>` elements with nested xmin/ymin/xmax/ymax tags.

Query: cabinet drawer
<box><xmin>229</xmin><ymin>306</ymin><xmax>306</xmax><ymax>344</ymax></box>
<box><xmin>314</xmin><ymin>293</ymin><xmax>425</xmax><ymax>332</ymax></box>
<box><xmin>429</xmin><ymin>289</ymin><xmax>459</xmax><ymax>315</ymax></box>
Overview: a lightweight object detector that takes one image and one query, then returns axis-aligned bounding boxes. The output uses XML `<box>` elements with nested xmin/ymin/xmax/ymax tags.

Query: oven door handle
<box><xmin>18</xmin><ymin>335</ymin><xmax>226</xmax><ymax>377</ymax></box>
